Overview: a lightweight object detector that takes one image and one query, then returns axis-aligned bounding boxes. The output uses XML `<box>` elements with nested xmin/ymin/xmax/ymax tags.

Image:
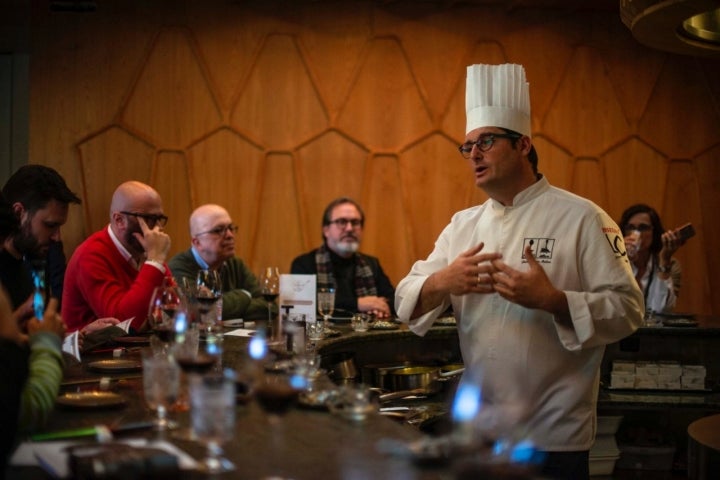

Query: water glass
<box><xmin>142</xmin><ymin>349</ymin><xmax>180</xmax><ymax>430</ymax></box>
<box><xmin>351</xmin><ymin>313</ymin><xmax>371</xmax><ymax>332</ymax></box>
<box><xmin>190</xmin><ymin>369</ymin><xmax>236</xmax><ymax>473</ymax></box>
<box><xmin>306</xmin><ymin>321</ymin><xmax>325</xmax><ymax>342</ymax></box>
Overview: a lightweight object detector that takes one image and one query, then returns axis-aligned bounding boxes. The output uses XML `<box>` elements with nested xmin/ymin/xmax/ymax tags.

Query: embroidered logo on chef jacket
<box><xmin>522</xmin><ymin>238</ymin><xmax>554</xmax><ymax>262</ymax></box>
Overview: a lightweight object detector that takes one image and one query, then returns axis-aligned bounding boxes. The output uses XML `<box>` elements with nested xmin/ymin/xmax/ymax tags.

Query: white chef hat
<box><xmin>465</xmin><ymin>63</ymin><xmax>531</xmax><ymax>137</ymax></box>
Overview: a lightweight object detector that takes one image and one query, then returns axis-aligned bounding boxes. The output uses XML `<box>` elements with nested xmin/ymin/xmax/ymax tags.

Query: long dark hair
<box><xmin>618</xmin><ymin>204</ymin><xmax>665</xmax><ymax>256</ymax></box>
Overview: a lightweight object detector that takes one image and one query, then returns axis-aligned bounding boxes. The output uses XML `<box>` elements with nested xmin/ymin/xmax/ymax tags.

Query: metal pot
<box><xmin>361</xmin><ymin>363</ymin><xmax>410</xmax><ymax>389</ymax></box>
<box><xmin>322</xmin><ymin>352</ymin><xmax>358</xmax><ymax>381</ymax></box>
<box><xmin>387</xmin><ymin>366</ymin><xmax>442</xmax><ymax>392</ymax></box>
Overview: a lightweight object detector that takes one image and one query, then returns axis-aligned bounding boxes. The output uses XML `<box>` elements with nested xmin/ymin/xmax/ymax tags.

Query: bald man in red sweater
<box><xmin>63</xmin><ymin>181</ymin><xmax>172</xmax><ymax>333</ymax></box>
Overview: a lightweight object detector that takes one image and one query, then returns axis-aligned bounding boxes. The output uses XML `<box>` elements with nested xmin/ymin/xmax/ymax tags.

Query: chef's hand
<box><xmin>434</xmin><ymin>243</ymin><xmax>502</xmax><ymax>296</ymax></box>
<box><xmin>491</xmin><ymin>245</ymin><xmax>569</xmax><ymax>319</ymax></box>
<box><xmin>133</xmin><ymin>217</ymin><xmax>171</xmax><ymax>264</ymax></box>
<box><xmin>358</xmin><ymin>296</ymin><xmax>391</xmax><ymax>318</ymax></box>
<box><xmin>411</xmin><ymin>243</ymin><xmax>502</xmax><ymax>319</ymax></box>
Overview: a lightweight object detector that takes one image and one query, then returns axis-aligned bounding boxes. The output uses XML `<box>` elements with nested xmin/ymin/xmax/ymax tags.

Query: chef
<box><xmin>394</xmin><ymin>63</ymin><xmax>644</xmax><ymax>480</ymax></box>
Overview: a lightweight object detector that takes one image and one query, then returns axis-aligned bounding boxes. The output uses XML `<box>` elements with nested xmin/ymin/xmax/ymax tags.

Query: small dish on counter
<box><xmin>434</xmin><ymin>316</ymin><xmax>457</xmax><ymax>326</ymax></box>
<box><xmin>87</xmin><ymin>359</ymin><xmax>143</xmax><ymax>373</ymax></box>
<box><xmin>371</xmin><ymin>321</ymin><xmax>399</xmax><ymax>331</ymax></box>
<box><xmin>56</xmin><ymin>391</ymin><xmax>127</xmax><ymax>409</ymax></box>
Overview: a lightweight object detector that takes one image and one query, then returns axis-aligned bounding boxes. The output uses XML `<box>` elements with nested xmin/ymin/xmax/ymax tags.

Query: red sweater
<box><xmin>62</xmin><ymin>228</ymin><xmax>171</xmax><ymax>332</ymax></box>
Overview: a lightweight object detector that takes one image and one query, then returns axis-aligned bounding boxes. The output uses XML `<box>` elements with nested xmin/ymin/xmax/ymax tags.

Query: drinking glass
<box><xmin>195</xmin><ymin>269</ymin><xmax>222</xmax><ymax>331</ymax></box>
<box><xmin>142</xmin><ymin>349</ymin><xmax>180</xmax><ymax>430</ymax></box>
<box><xmin>147</xmin><ymin>279</ymin><xmax>184</xmax><ymax>353</ymax></box>
<box><xmin>255</xmin><ymin>373</ymin><xmax>299</xmax><ymax>425</ymax></box>
<box><xmin>259</xmin><ymin>267</ymin><xmax>280</xmax><ymax>341</ymax></box>
<box><xmin>317</xmin><ymin>287</ymin><xmax>335</xmax><ymax>328</ymax></box>
<box><xmin>190</xmin><ymin>369</ymin><xmax>236</xmax><ymax>473</ymax></box>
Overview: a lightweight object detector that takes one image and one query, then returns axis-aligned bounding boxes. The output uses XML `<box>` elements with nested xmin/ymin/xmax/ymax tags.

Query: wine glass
<box><xmin>148</xmin><ymin>278</ymin><xmax>184</xmax><ymax>353</ymax></box>
<box><xmin>196</xmin><ymin>269</ymin><xmax>222</xmax><ymax>330</ymax></box>
<box><xmin>317</xmin><ymin>287</ymin><xmax>335</xmax><ymax>328</ymax></box>
<box><xmin>259</xmin><ymin>267</ymin><xmax>280</xmax><ymax>342</ymax></box>
<box><xmin>254</xmin><ymin>372</ymin><xmax>300</xmax><ymax>426</ymax></box>
<box><xmin>142</xmin><ymin>349</ymin><xmax>180</xmax><ymax>430</ymax></box>
<box><xmin>190</xmin><ymin>369</ymin><xmax>236</xmax><ymax>473</ymax></box>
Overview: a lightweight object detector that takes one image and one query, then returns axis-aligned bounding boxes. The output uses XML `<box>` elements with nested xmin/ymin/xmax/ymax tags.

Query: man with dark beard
<box><xmin>62</xmin><ymin>181</ymin><xmax>172</xmax><ymax>333</ymax></box>
<box><xmin>1</xmin><ymin>165</ymin><xmax>81</xmax><ymax>312</ymax></box>
<box><xmin>290</xmin><ymin>197</ymin><xmax>395</xmax><ymax>318</ymax></box>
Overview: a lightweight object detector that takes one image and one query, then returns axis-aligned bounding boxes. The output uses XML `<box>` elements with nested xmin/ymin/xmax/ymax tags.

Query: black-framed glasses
<box><xmin>623</xmin><ymin>223</ymin><xmax>652</xmax><ymax>234</ymax></box>
<box><xmin>195</xmin><ymin>223</ymin><xmax>239</xmax><ymax>237</ymax></box>
<box><xmin>458</xmin><ymin>133</ymin><xmax>522</xmax><ymax>158</ymax></box>
<box><xmin>120</xmin><ymin>211</ymin><xmax>168</xmax><ymax>228</ymax></box>
<box><xmin>328</xmin><ymin>218</ymin><xmax>363</xmax><ymax>229</ymax></box>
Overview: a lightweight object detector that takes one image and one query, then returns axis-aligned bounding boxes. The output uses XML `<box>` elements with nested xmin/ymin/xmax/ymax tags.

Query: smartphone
<box><xmin>31</xmin><ymin>268</ymin><xmax>45</xmax><ymax>320</ymax></box>
<box><xmin>676</xmin><ymin>223</ymin><xmax>696</xmax><ymax>242</ymax></box>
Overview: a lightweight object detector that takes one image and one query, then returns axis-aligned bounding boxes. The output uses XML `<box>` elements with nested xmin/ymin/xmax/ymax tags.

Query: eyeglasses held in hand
<box><xmin>120</xmin><ymin>211</ymin><xmax>169</xmax><ymax>228</ymax></box>
<box><xmin>458</xmin><ymin>133</ymin><xmax>522</xmax><ymax>158</ymax></box>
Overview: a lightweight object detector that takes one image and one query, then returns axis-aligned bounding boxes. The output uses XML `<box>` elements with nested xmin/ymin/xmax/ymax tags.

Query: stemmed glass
<box><xmin>196</xmin><ymin>269</ymin><xmax>222</xmax><ymax>330</ymax></box>
<box><xmin>148</xmin><ymin>278</ymin><xmax>184</xmax><ymax>353</ymax></box>
<box><xmin>317</xmin><ymin>287</ymin><xmax>335</xmax><ymax>328</ymax></box>
<box><xmin>142</xmin><ymin>349</ymin><xmax>180</xmax><ymax>430</ymax></box>
<box><xmin>259</xmin><ymin>267</ymin><xmax>280</xmax><ymax>342</ymax></box>
<box><xmin>190</xmin><ymin>369</ymin><xmax>236</xmax><ymax>473</ymax></box>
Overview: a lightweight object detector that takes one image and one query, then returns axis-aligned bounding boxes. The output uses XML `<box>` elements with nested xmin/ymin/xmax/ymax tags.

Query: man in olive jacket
<box><xmin>169</xmin><ymin>204</ymin><xmax>272</xmax><ymax>320</ymax></box>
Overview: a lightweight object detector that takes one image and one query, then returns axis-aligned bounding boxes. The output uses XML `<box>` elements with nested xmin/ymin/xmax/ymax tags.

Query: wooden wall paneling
<box><xmin>337</xmin><ymin>37</ymin><xmax>433</xmax><ymax>151</ymax></box>
<box><xmin>399</xmin><ymin>133</ymin><xmax>473</xmax><ymax>261</ymax></box>
<box><xmin>661</xmin><ymin>161</ymin><xmax>710</xmax><ymax>314</ymax></box>
<box><xmin>572</xmin><ymin>157</ymin><xmax>609</xmax><ymax>209</ymax></box>
<box><xmin>385</xmin><ymin>9</ymin><xmax>474</xmax><ymax>122</ymax></box>
<box><xmin>637</xmin><ymin>58</ymin><xmax>720</xmax><ymax>159</ymax></box>
<box><xmin>294</xmin><ymin>130</ymin><xmax>368</xmax><ymax>252</ymax></box>
<box><xmin>151</xmin><ymin>151</ymin><xmax>193</xmax><ymax>260</ymax></box>
<box><xmin>295</xmin><ymin>3</ymin><xmax>373</xmax><ymax>120</ymax></box>
<box><xmin>602</xmin><ymin>138</ymin><xmax>668</xmax><ymax>221</ymax></box>
<box><xmin>27</xmin><ymin>2</ymin><xmax>720</xmax><ymax>315</ymax></box>
<box><xmin>695</xmin><ymin>146</ymin><xmax>720</xmax><ymax>315</ymax></box>
<box><xmin>533</xmin><ymin>136</ymin><xmax>574</xmax><ymax>192</ymax></box>
<box><xmin>121</xmin><ymin>27</ymin><xmax>223</xmax><ymax>149</ymax></box>
<box><xmin>186</xmin><ymin>127</ymin><xmax>265</xmax><ymax>261</ymax></box>
<box><xmin>542</xmin><ymin>46</ymin><xmax>630</xmax><ymax>157</ymax></box>
<box><xmin>77</xmin><ymin>126</ymin><xmax>155</xmax><ymax>234</ymax></box>
<box><xmin>230</xmin><ymin>34</ymin><xmax>328</xmax><ymax>149</ymax></box>
<box><xmin>188</xmin><ymin>4</ymin><xmax>267</xmax><ymax>113</ymax></box>
<box><xmin>250</xmin><ymin>152</ymin><xmax>303</xmax><ymax>276</ymax></box>
<box><xmin>502</xmin><ymin>18</ymin><xmax>579</xmax><ymax>130</ymax></box>
<box><xmin>362</xmin><ymin>154</ymin><xmax>413</xmax><ymax>287</ymax></box>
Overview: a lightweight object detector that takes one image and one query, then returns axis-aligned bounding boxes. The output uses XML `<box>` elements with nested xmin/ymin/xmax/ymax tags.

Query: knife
<box><xmin>61</xmin><ymin>375</ymin><xmax>142</xmax><ymax>387</ymax></box>
<box><xmin>30</xmin><ymin>421</ymin><xmax>155</xmax><ymax>442</ymax></box>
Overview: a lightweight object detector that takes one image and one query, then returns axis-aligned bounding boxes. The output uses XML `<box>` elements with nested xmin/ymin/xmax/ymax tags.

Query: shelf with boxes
<box><xmin>609</xmin><ymin>360</ymin><xmax>708</xmax><ymax>391</ymax></box>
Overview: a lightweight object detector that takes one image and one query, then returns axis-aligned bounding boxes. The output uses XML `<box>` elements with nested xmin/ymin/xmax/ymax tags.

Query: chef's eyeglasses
<box><xmin>120</xmin><ymin>211</ymin><xmax>168</xmax><ymax>228</ymax></box>
<box><xmin>623</xmin><ymin>223</ymin><xmax>652</xmax><ymax>234</ymax></box>
<box><xmin>458</xmin><ymin>133</ymin><xmax>522</xmax><ymax>158</ymax></box>
<box><xmin>328</xmin><ymin>218</ymin><xmax>363</xmax><ymax>229</ymax></box>
<box><xmin>195</xmin><ymin>224</ymin><xmax>239</xmax><ymax>237</ymax></box>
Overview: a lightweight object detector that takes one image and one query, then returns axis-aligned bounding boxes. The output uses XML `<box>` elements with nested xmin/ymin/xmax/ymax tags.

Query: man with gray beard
<box><xmin>290</xmin><ymin>197</ymin><xmax>394</xmax><ymax>318</ymax></box>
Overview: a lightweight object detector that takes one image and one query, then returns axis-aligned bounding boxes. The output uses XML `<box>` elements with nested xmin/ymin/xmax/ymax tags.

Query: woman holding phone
<box><xmin>619</xmin><ymin>204</ymin><xmax>692</xmax><ymax>314</ymax></box>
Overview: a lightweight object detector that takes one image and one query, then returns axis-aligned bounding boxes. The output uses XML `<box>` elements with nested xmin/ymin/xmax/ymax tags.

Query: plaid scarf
<box><xmin>315</xmin><ymin>244</ymin><xmax>377</xmax><ymax>296</ymax></box>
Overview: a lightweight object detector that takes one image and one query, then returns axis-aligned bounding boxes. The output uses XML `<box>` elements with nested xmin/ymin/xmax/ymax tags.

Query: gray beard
<box><xmin>333</xmin><ymin>240</ymin><xmax>359</xmax><ymax>256</ymax></box>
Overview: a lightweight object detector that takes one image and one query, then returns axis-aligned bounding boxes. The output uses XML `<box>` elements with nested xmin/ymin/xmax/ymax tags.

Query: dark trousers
<box><xmin>540</xmin><ymin>450</ymin><xmax>590</xmax><ymax>480</ymax></box>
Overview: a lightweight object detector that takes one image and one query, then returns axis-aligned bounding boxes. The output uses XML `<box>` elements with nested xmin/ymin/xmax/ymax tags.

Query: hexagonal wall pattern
<box><xmin>30</xmin><ymin>1</ymin><xmax>720</xmax><ymax>316</ymax></box>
